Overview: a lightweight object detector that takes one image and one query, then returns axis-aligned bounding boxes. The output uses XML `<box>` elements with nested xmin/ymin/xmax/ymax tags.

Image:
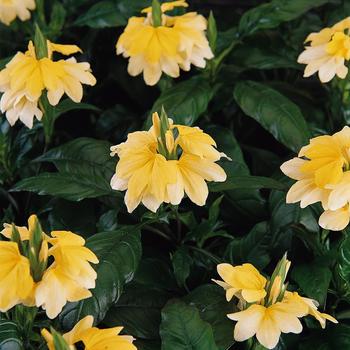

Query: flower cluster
<box><xmin>1</xmin><ymin>215</ymin><xmax>98</xmax><ymax>319</ymax></box>
<box><xmin>42</xmin><ymin>315</ymin><xmax>136</xmax><ymax>350</ymax></box>
<box><xmin>0</xmin><ymin>0</ymin><xmax>35</xmax><ymax>26</ymax></box>
<box><xmin>116</xmin><ymin>0</ymin><xmax>213</xmax><ymax>85</ymax></box>
<box><xmin>0</xmin><ymin>40</ymin><xmax>96</xmax><ymax>128</ymax></box>
<box><xmin>298</xmin><ymin>17</ymin><xmax>350</xmax><ymax>83</ymax></box>
<box><xmin>110</xmin><ymin>110</ymin><xmax>228</xmax><ymax>213</ymax></box>
<box><xmin>281</xmin><ymin>126</ymin><xmax>350</xmax><ymax>231</ymax></box>
<box><xmin>213</xmin><ymin>256</ymin><xmax>337</xmax><ymax>349</ymax></box>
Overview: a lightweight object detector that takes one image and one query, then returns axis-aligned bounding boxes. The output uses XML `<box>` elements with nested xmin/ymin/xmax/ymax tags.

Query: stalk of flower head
<box><xmin>152</xmin><ymin>0</ymin><xmax>162</xmax><ymax>27</ymax></box>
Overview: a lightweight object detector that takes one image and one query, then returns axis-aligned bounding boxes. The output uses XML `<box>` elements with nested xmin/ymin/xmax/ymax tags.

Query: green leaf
<box><xmin>209</xmin><ymin>175</ymin><xmax>286</xmax><ymax>192</ymax></box>
<box><xmin>51</xmin><ymin>99</ymin><xmax>100</xmax><ymax>121</ymax></box>
<box><xmin>49</xmin><ymin>1</ymin><xmax>67</xmax><ymax>38</ymax></box>
<box><xmin>172</xmin><ymin>247</ymin><xmax>192</xmax><ymax>288</ymax></box>
<box><xmin>59</xmin><ymin>228</ymin><xmax>142</xmax><ymax>329</ymax></box>
<box><xmin>0</xmin><ymin>321</ymin><xmax>22</xmax><ymax>349</ymax></box>
<box><xmin>233</xmin><ymin>81</ymin><xmax>310</xmax><ymax>152</ymax></box>
<box><xmin>184</xmin><ymin>285</ymin><xmax>234</xmax><ymax>350</ymax></box>
<box><xmin>150</xmin><ymin>76</ymin><xmax>214</xmax><ymax>126</ymax></box>
<box><xmin>337</xmin><ymin>235</ymin><xmax>350</xmax><ymax>296</ymax></box>
<box><xmin>104</xmin><ymin>283</ymin><xmax>172</xmax><ymax>339</ymax></box>
<box><xmin>74</xmin><ymin>1</ymin><xmax>126</xmax><ymax>28</ymax></box>
<box><xmin>238</xmin><ymin>0</ymin><xmax>330</xmax><ymax>37</ymax></box>
<box><xmin>12</xmin><ymin>138</ymin><xmax>118</xmax><ymax>201</ymax></box>
<box><xmin>225</xmin><ymin>222</ymin><xmax>271</xmax><ymax>270</ymax></box>
<box><xmin>160</xmin><ymin>300</ymin><xmax>218</xmax><ymax>350</ymax></box>
<box><xmin>12</xmin><ymin>173</ymin><xmax>116</xmax><ymax>201</ymax></box>
<box><xmin>291</xmin><ymin>264</ymin><xmax>332</xmax><ymax>304</ymax></box>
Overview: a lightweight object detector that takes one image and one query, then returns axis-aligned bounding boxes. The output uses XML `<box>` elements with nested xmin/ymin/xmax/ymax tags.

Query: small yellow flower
<box><xmin>116</xmin><ymin>0</ymin><xmax>213</xmax><ymax>85</ymax></box>
<box><xmin>281</xmin><ymin>126</ymin><xmax>350</xmax><ymax>230</ymax></box>
<box><xmin>298</xmin><ymin>17</ymin><xmax>350</xmax><ymax>82</ymax></box>
<box><xmin>0</xmin><ymin>241</ymin><xmax>35</xmax><ymax>311</ymax></box>
<box><xmin>219</xmin><ymin>257</ymin><xmax>337</xmax><ymax>349</ymax></box>
<box><xmin>0</xmin><ymin>41</ymin><xmax>96</xmax><ymax>128</ymax></box>
<box><xmin>212</xmin><ymin>263</ymin><xmax>267</xmax><ymax>302</ymax></box>
<box><xmin>0</xmin><ymin>0</ymin><xmax>35</xmax><ymax>25</ymax></box>
<box><xmin>42</xmin><ymin>315</ymin><xmax>137</xmax><ymax>350</ymax></box>
<box><xmin>110</xmin><ymin>111</ymin><xmax>227</xmax><ymax>213</ymax></box>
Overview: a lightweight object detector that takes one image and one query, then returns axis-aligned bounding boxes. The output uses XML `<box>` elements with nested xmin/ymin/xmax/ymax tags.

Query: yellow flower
<box><xmin>0</xmin><ymin>241</ymin><xmax>35</xmax><ymax>311</ymax></box>
<box><xmin>284</xmin><ymin>292</ymin><xmax>338</xmax><ymax>329</ymax></box>
<box><xmin>0</xmin><ymin>0</ymin><xmax>35</xmax><ymax>25</ymax></box>
<box><xmin>48</xmin><ymin>231</ymin><xmax>99</xmax><ymax>289</ymax></box>
<box><xmin>110</xmin><ymin>111</ymin><xmax>227</xmax><ymax>212</ymax></box>
<box><xmin>35</xmin><ymin>264</ymin><xmax>93</xmax><ymax>319</ymax></box>
<box><xmin>212</xmin><ymin>263</ymin><xmax>267</xmax><ymax>302</ymax></box>
<box><xmin>281</xmin><ymin>126</ymin><xmax>350</xmax><ymax>230</ymax></box>
<box><xmin>228</xmin><ymin>302</ymin><xmax>305</xmax><ymax>349</ymax></box>
<box><xmin>42</xmin><ymin>315</ymin><xmax>137</xmax><ymax>350</ymax></box>
<box><xmin>221</xmin><ymin>257</ymin><xmax>337</xmax><ymax>349</ymax></box>
<box><xmin>0</xmin><ymin>40</ymin><xmax>96</xmax><ymax>128</ymax></box>
<box><xmin>298</xmin><ymin>17</ymin><xmax>350</xmax><ymax>82</ymax></box>
<box><xmin>116</xmin><ymin>0</ymin><xmax>213</xmax><ymax>85</ymax></box>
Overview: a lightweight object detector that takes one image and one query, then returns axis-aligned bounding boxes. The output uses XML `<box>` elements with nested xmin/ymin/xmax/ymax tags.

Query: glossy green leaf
<box><xmin>225</xmin><ymin>222</ymin><xmax>271</xmax><ymax>270</ymax></box>
<box><xmin>160</xmin><ymin>300</ymin><xmax>218</xmax><ymax>350</ymax></box>
<box><xmin>184</xmin><ymin>285</ymin><xmax>234</xmax><ymax>350</ymax></box>
<box><xmin>150</xmin><ymin>76</ymin><xmax>214</xmax><ymax>126</ymax></box>
<box><xmin>172</xmin><ymin>247</ymin><xmax>192</xmax><ymax>288</ymax></box>
<box><xmin>74</xmin><ymin>1</ymin><xmax>125</xmax><ymax>28</ymax></box>
<box><xmin>238</xmin><ymin>0</ymin><xmax>330</xmax><ymax>36</ymax></box>
<box><xmin>59</xmin><ymin>228</ymin><xmax>142</xmax><ymax>329</ymax></box>
<box><xmin>0</xmin><ymin>321</ymin><xmax>22</xmax><ymax>350</ymax></box>
<box><xmin>291</xmin><ymin>264</ymin><xmax>332</xmax><ymax>304</ymax></box>
<box><xmin>234</xmin><ymin>81</ymin><xmax>310</xmax><ymax>152</ymax></box>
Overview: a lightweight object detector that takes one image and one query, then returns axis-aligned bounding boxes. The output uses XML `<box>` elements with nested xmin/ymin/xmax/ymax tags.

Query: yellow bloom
<box><xmin>0</xmin><ymin>41</ymin><xmax>96</xmax><ymax>128</ymax></box>
<box><xmin>116</xmin><ymin>0</ymin><xmax>213</xmax><ymax>85</ymax></box>
<box><xmin>221</xmin><ymin>257</ymin><xmax>337</xmax><ymax>349</ymax></box>
<box><xmin>298</xmin><ymin>17</ymin><xmax>350</xmax><ymax>82</ymax></box>
<box><xmin>48</xmin><ymin>231</ymin><xmax>99</xmax><ymax>289</ymax></box>
<box><xmin>0</xmin><ymin>0</ymin><xmax>35</xmax><ymax>25</ymax></box>
<box><xmin>110</xmin><ymin>111</ymin><xmax>227</xmax><ymax>212</ymax></box>
<box><xmin>228</xmin><ymin>302</ymin><xmax>305</xmax><ymax>349</ymax></box>
<box><xmin>42</xmin><ymin>315</ymin><xmax>137</xmax><ymax>350</ymax></box>
<box><xmin>284</xmin><ymin>292</ymin><xmax>338</xmax><ymax>329</ymax></box>
<box><xmin>35</xmin><ymin>264</ymin><xmax>92</xmax><ymax>319</ymax></box>
<box><xmin>0</xmin><ymin>241</ymin><xmax>35</xmax><ymax>311</ymax></box>
<box><xmin>213</xmin><ymin>263</ymin><xmax>267</xmax><ymax>303</ymax></box>
<box><xmin>281</xmin><ymin>126</ymin><xmax>350</xmax><ymax>230</ymax></box>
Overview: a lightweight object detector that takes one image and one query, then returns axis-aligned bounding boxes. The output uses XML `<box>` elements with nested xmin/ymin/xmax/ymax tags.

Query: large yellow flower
<box><xmin>0</xmin><ymin>241</ymin><xmax>35</xmax><ymax>311</ymax></box>
<box><xmin>110</xmin><ymin>111</ymin><xmax>227</xmax><ymax>213</ymax></box>
<box><xmin>0</xmin><ymin>0</ymin><xmax>35</xmax><ymax>25</ymax></box>
<box><xmin>42</xmin><ymin>315</ymin><xmax>137</xmax><ymax>350</ymax></box>
<box><xmin>298</xmin><ymin>17</ymin><xmax>350</xmax><ymax>82</ymax></box>
<box><xmin>216</xmin><ymin>257</ymin><xmax>337</xmax><ymax>349</ymax></box>
<box><xmin>116</xmin><ymin>0</ymin><xmax>213</xmax><ymax>85</ymax></box>
<box><xmin>0</xmin><ymin>41</ymin><xmax>96</xmax><ymax>128</ymax></box>
<box><xmin>1</xmin><ymin>215</ymin><xmax>98</xmax><ymax>319</ymax></box>
<box><xmin>212</xmin><ymin>263</ymin><xmax>267</xmax><ymax>302</ymax></box>
<box><xmin>281</xmin><ymin>126</ymin><xmax>350</xmax><ymax>230</ymax></box>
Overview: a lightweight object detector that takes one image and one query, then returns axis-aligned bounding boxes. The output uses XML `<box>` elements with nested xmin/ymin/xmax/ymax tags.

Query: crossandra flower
<box><xmin>116</xmin><ymin>0</ymin><xmax>213</xmax><ymax>85</ymax></box>
<box><xmin>42</xmin><ymin>315</ymin><xmax>137</xmax><ymax>350</ymax></box>
<box><xmin>281</xmin><ymin>126</ymin><xmax>350</xmax><ymax>231</ymax></box>
<box><xmin>298</xmin><ymin>17</ymin><xmax>350</xmax><ymax>82</ymax></box>
<box><xmin>1</xmin><ymin>215</ymin><xmax>98</xmax><ymax>319</ymax></box>
<box><xmin>0</xmin><ymin>0</ymin><xmax>35</xmax><ymax>25</ymax></box>
<box><xmin>110</xmin><ymin>110</ymin><xmax>227</xmax><ymax>213</ymax></box>
<box><xmin>215</xmin><ymin>255</ymin><xmax>337</xmax><ymax>349</ymax></box>
<box><xmin>212</xmin><ymin>263</ymin><xmax>267</xmax><ymax>302</ymax></box>
<box><xmin>0</xmin><ymin>40</ymin><xmax>96</xmax><ymax>128</ymax></box>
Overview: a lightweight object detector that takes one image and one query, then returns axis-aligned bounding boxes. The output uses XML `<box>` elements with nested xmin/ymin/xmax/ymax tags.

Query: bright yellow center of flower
<box><xmin>326</xmin><ymin>31</ymin><xmax>350</xmax><ymax>59</ymax></box>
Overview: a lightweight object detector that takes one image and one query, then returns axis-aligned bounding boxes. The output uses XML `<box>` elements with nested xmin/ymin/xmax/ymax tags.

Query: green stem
<box><xmin>188</xmin><ymin>246</ymin><xmax>221</xmax><ymax>264</ymax></box>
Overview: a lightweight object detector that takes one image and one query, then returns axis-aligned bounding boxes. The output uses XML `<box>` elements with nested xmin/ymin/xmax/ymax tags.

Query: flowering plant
<box><xmin>0</xmin><ymin>1</ymin><xmax>350</xmax><ymax>349</ymax></box>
